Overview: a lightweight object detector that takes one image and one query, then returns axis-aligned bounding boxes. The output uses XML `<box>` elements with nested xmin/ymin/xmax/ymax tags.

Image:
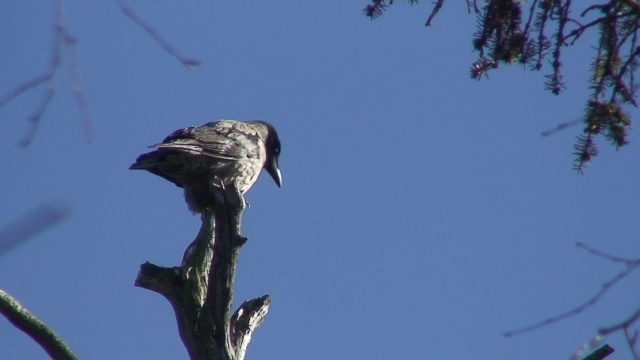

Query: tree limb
<box><xmin>135</xmin><ymin>184</ymin><xmax>270</xmax><ymax>360</ymax></box>
<box><xmin>0</xmin><ymin>290</ymin><xmax>79</xmax><ymax>360</ymax></box>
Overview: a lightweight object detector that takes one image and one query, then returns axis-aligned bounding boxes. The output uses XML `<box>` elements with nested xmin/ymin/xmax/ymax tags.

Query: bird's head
<box><xmin>254</xmin><ymin>121</ymin><xmax>282</xmax><ymax>188</ymax></box>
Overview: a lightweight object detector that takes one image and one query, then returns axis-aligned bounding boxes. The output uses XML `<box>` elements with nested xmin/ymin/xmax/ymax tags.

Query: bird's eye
<box><xmin>274</xmin><ymin>147</ymin><xmax>280</xmax><ymax>155</ymax></box>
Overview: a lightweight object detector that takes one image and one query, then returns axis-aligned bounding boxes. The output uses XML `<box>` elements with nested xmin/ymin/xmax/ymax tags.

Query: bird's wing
<box><xmin>154</xmin><ymin>121</ymin><xmax>261</xmax><ymax>161</ymax></box>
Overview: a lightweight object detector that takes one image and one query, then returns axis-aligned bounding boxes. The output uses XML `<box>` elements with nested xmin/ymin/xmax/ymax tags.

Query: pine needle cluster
<box><xmin>364</xmin><ymin>0</ymin><xmax>640</xmax><ymax>171</ymax></box>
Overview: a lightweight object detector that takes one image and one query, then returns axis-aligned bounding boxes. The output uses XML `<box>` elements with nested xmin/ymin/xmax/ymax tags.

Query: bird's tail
<box><xmin>129</xmin><ymin>152</ymin><xmax>159</xmax><ymax>170</ymax></box>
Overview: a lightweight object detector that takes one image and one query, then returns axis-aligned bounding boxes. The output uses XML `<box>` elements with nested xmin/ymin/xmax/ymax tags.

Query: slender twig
<box><xmin>0</xmin><ymin>0</ymin><xmax>94</xmax><ymax>146</ymax></box>
<box><xmin>466</xmin><ymin>0</ymin><xmax>478</xmax><ymax>14</ymax></box>
<box><xmin>0</xmin><ymin>0</ymin><xmax>63</xmax><ymax>146</ymax></box>
<box><xmin>117</xmin><ymin>0</ymin><xmax>201</xmax><ymax>68</ymax></box>
<box><xmin>610</xmin><ymin>46</ymin><xmax>640</xmax><ymax>105</ymax></box>
<box><xmin>563</xmin><ymin>17</ymin><xmax>608</xmax><ymax>45</ymax></box>
<box><xmin>20</xmin><ymin>87</ymin><xmax>56</xmax><ymax>147</ymax></box>
<box><xmin>599</xmin><ymin>308</ymin><xmax>640</xmax><ymax>336</ymax></box>
<box><xmin>504</xmin><ymin>244</ymin><xmax>640</xmax><ymax>337</ymax></box>
<box><xmin>62</xmin><ymin>28</ymin><xmax>95</xmax><ymax>143</ymax></box>
<box><xmin>425</xmin><ymin>0</ymin><xmax>445</xmax><ymax>27</ymax></box>
<box><xmin>523</xmin><ymin>0</ymin><xmax>540</xmax><ymax>37</ymax></box>
<box><xmin>0</xmin><ymin>74</ymin><xmax>51</xmax><ymax>107</ymax></box>
<box><xmin>593</xmin><ymin>308</ymin><xmax>640</xmax><ymax>359</ymax></box>
<box><xmin>624</xmin><ymin>326</ymin><xmax>639</xmax><ymax>360</ymax></box>
<box><xmin>576</xmin><ymin>242</ymin><xmax>640</xmax><ymax>264</ymax></box>
<box><xmin>0</xmin><ymin>290</ymin><xmax>79</xmax><ymax>360</ymax></box>
<box><xmin>582</xmin><ymin>4</ymin><xmax>610</xmax><ymax>18</ymax></box>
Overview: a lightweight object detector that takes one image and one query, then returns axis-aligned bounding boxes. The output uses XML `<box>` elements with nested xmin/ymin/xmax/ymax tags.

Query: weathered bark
<box><xmin>135</xmin><ymin>185</ymin><xmax>270</xmax><ymax>360</ymax></box>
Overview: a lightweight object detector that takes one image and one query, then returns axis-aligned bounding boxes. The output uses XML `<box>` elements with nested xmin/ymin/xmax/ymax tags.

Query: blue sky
<box><xmin>1</xmin><ymin>1</ymin><xmax>639</xmax><ymax>359</ymax></box>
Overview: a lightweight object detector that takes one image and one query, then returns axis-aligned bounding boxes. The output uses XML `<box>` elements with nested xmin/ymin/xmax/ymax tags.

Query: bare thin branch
<box><xmin>576</xmin><ymin>242</ymin><xmax>640</xmax><ymax>264</ymax></box>
<box><xmin>63</xmin><ymin>29</ymin><xmax>95</xmax><ymax>143</ymax></box>
<box><xmin>522</xmin><ymin>0</ymin><xmax>540</xmax><ymax>37</ymax></box>
<box><xmin>466</xmin><ymin>0</ymin><xmax>479</xmax><ymax>14</ymax></box>
<box><xmin>20</xmin><ymin>87</ymin><xmax>55</xmax><ymax>147</ymax></box>
<box><xmin>1</xmin><ymin>0</ymin><xmax>94</xmax><ymax>145</ymax></box>
<box><xmin>0</xmin><ymin>74</ymin><xmax>52</xmax><ymax>107</ymax></box>
<box><xmin>117</xmin><ymin>0</ymin><xmax>201</xmax><ymax>68</ymax></box>
<box><xmin>599</xmin><ymin>308</ymin><xmax>640</xmax><ymax>337</ymax></box>
<box><xmin>0</xmin><ymin>0</ymin><xmax>62</xmax><ymax>118</ymax></box>
<box><xmin>563</xmin><ymin>17</ymin><xmax>608</xmax><ymax>45</ymax></box>
<box><xmin>504</xmin><ymin>244</ymin><xmax>640</xmax><ymax>337</ymax></box>
<box><xmin>0</xmin><ymin>290</ymin><xmax>79</xmax><ymax>360</ymax></box>
<box><xmin>624</xmin><ymin>326</ymin><xmax>640</xmax><ymax>360</ymax></box>
<box><xmin>425</xmin><ymin>0</ymin><xmax>445</xmax><ymax>27</ymax></box>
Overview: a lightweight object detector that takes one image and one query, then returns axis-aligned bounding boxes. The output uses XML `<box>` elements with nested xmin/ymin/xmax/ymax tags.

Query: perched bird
<box><xmin>130</xmin><ymin>120</ymin><xmax>282</xmax><ymax>213</ymax></box>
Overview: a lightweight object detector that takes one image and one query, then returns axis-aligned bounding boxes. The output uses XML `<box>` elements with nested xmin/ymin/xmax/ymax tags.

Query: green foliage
<box><xmin>364</xmin><ymin>0</ymin><xmax>640</xmax><ymax>172</ymax></box>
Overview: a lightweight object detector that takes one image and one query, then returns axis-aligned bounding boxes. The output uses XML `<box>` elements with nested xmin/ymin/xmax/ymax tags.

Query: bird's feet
<box><xmin>209</xmin><ymin>178</ymin><xmax>246</xmax><ymax>211</ymax></box>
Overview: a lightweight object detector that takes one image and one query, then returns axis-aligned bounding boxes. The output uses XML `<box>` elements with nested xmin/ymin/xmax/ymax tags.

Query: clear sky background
<box><xmin>1</xmin><ymin>1</ymin><xmax>638</xmax><ymax>359</ymax></box>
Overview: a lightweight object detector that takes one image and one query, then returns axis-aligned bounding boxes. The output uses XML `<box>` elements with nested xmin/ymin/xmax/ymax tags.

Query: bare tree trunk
<box><xmin>135</xmin><ymin>185</ymin><xmax>270</xmax><ymax>360</ymax></box>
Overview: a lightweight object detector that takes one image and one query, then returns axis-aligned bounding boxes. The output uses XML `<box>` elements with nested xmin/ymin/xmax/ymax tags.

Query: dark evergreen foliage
<box><xmin>364</xmin><ymin>0</ymin><xmax>640</xmax><ymax>171</ymax></box>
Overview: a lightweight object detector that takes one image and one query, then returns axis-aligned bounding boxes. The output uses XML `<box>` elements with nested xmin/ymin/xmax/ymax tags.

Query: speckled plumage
<box><xmin>130</xmin><ymin>120</ymin><xmax>282</xmax><ymax>212</ymax></box>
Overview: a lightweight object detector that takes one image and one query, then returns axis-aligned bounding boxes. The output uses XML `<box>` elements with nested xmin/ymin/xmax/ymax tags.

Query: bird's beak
<box><xmin>266</xmin><ymin>157</ymin><xmax>282</xmax><ymax>188</ymax></box>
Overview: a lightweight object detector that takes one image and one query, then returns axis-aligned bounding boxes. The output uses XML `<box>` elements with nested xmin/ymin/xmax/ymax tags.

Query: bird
<box><xmin>130</xmin><ymin>119</ymin><xmax>282</xmax><ymax>213</ymax></box>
